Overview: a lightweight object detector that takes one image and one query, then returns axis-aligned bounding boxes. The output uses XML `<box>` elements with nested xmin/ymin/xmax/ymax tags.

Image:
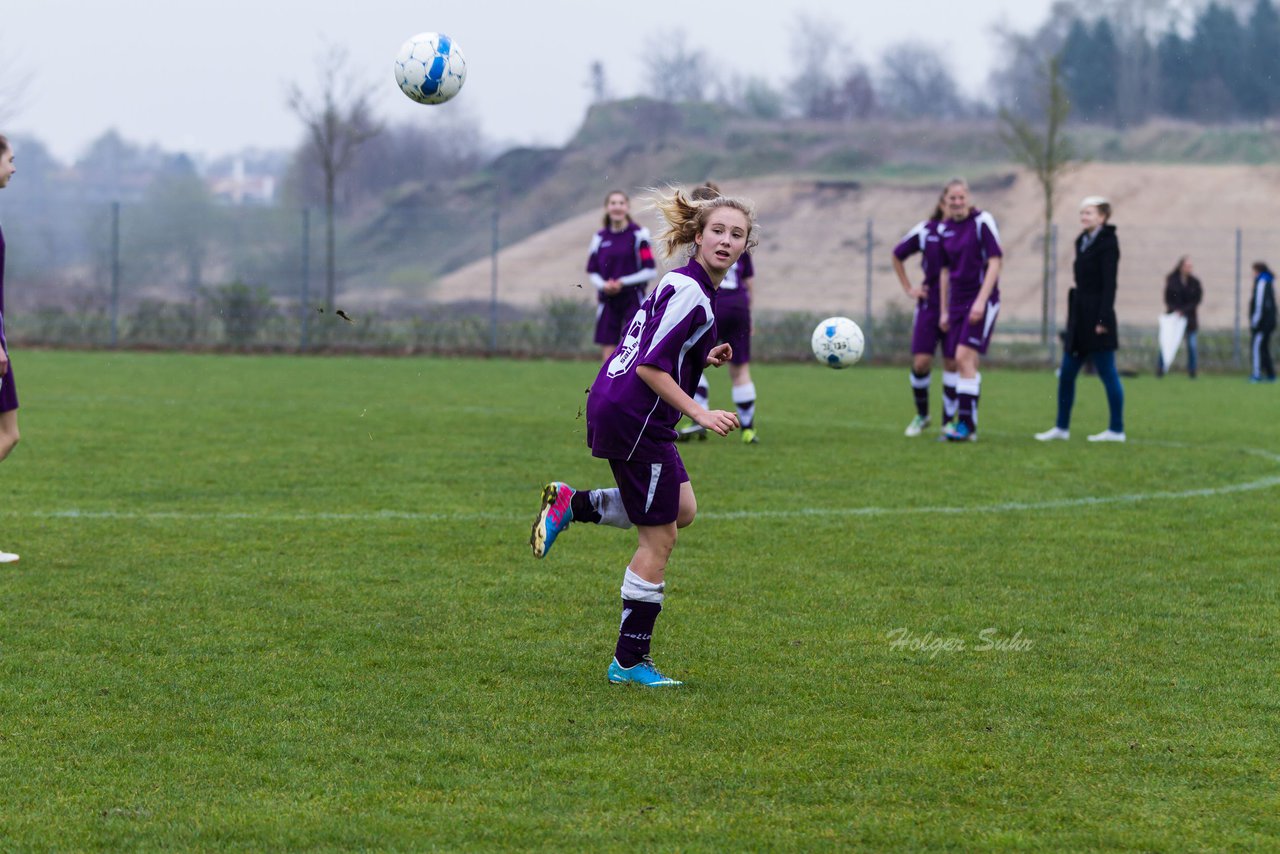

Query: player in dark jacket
<box><xmin>1249</xmin><ymin>262</ymin><xmax>1276</xmax><ymax>383</ymax></box>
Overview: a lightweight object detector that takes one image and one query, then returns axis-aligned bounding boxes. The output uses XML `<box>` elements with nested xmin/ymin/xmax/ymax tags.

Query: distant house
<box><xmin>208</xmin><ymin>158</ymin><xmax>277</xmax><ymax>206</ymax></box>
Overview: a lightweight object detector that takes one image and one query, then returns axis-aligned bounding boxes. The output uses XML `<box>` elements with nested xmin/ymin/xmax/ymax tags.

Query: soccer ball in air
<box><xmin>811</xmin><ymin>317</ymin><xmax>865</xmax><ymax>368</ymax></box>
<box><xmin>395</xmin><ymin>32</ymin><xmax>467</xmax><ymax>105</ymax></box>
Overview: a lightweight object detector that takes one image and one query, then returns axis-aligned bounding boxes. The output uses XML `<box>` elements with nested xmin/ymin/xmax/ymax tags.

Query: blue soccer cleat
<box><xmin>607</xmin><ymin>656</ymin><xmax>684</xmax><ymax>687</ymax></box>
<box><xmin>530</xmin><ymin>481</ymin><xmax>574</xmax><ymax>558</ymax></box>
<box><xmin>942</xmin><ymin>421</ymin><xmax>977</xmax><ymax>442</ymax></box>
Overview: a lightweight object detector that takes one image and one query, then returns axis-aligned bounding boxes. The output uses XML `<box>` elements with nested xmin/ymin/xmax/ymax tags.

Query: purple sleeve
<box><xmin>637</xmin><ymin>285</ymin><xmax>709</xmax><ymax>376</ymax></box>
<box><xmin>893</xmin><ymin>234</ymin><xmax>919</xmax><ymax>262</ymax></box>
<box><xmin>586</xmin><ymin>233</ymin><xmax>601</xmax><ymax>274</ymax></box>
<box><xmin>981</xmin><ymin>221</ymin><xmax>1003</xmax><ymax>260</ymax></box>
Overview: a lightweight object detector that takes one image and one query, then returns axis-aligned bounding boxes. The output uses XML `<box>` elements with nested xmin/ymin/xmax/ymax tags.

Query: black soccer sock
<box><xmin>615</xmin><ymin>600</ymin><xmax>662</xmax><ymax>667</ymax></box>
<box><xmin>570</xmin><ymin>490</ymin><xmax>601</xmax><ymax>524</ymax></box>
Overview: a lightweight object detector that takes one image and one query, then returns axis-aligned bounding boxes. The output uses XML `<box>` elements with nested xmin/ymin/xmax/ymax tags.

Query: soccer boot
<box><xmin>741</xmin><ymin>427</ymin><xmax>759</xmax><ymax>445</ymax></box>
<box><xmin>530</xmin><ymin>481</ymin><xmax>574</xmax><ymax>558</ymax></box>
<box><xmin>676</xmin><ymin>421</ymin><xmax>707</xmax><ymax>442</ymax></box>
<box><xmin>1034</xmin><ymin>427</ymin><xmax>1070</xmax><ymax>441</ymax></box>
<box><xmin>1087</xmin><ymin>430</ymin><xmax>1126</xmax><ymax>442</ymax></box>
<box><xmin>0</xmin><ymin>550</ymin><xmax>18</xmax><ymax>564</ymax></box>
<box><xmin>904</xmin><ymin>414</ymin><xmax>930</xmax><ymax>437</ymax></box>
<box><xmin>942</xmin><ymin>421</ymin><xmax>977</xmax><ymax>442</ymax></box>
<box><xmin>607</xmin><ymin>656</ymin><xmax>683</xmax><ymax>687</ymax></box>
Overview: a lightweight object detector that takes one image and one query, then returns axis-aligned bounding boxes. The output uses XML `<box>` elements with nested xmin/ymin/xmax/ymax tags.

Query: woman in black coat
<box><xmin>1035</xmin><ymin>196</ymin><xmax>1126</xmax><ymax>442</ymax></box>
<box><xmin>1159</xmin><ymin>256</ymin><xmax>1203</xmax><ymax>378</ymax></box>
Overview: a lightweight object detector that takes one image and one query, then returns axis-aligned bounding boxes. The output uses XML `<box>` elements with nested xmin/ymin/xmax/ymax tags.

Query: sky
<box><xmin>2</xmin><ymin>0</ymin><xmax>1058</xmax><ymax>164</ymax></box>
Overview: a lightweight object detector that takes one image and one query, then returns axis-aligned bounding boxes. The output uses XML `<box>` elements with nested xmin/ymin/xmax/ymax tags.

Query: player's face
<box><xmin>944</xmin><ymin>185</ymin><xmax>969</xmax><ymax>220</ymax></box>
<box><xmin>694</xmin><ymin>207</ymin><xmax>749</xmax><ymax>274</ymax></box>
<box><xmin>1079</xmin><ymin>204</ymin><xmax>1104</xmax><ymax>231</ymax></box>
<box><xmin>0</xmin><ymin>147</ymin><xmax>15</xmax><ymax>189</ymax></box>
<box><xmin>606</xmin><ymin>193</ymin><xmax>629</xmax><ymax>225</ymax></box>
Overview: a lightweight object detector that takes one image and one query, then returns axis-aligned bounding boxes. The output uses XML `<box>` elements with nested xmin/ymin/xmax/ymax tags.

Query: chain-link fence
<box><xmin>2</xmin><ymin>198</ymin><xmax>1275</xmax><ymax>372</ymax></box>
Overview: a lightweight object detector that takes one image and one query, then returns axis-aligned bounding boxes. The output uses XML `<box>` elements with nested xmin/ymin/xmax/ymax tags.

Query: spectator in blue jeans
<box><xmin>1158</xmin><ymin>255</ymin><xmax>1202</xmax><ymax>378</ymax></box>
<box><xmin>1036</xmin><ymin>197</ymin><xmax>1126</xmax><ymax>443</ymax></box>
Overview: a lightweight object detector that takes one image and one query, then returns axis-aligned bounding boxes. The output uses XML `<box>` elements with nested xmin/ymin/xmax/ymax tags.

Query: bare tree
<box><xmin>0</xmin><ymin>42</ymin><xmax>33</xmax><ymax>126</ymax></box>
<box><xmin>287</xmin><ymin>47</ymin><xmax>381</xmax><ymax>311</ymax></box>
<box><xmin>999</xmin><ymin>53</ymin><xmax>1076</xmax><ymax>345</ymax></box>
<box><xmin>642</xmin><ymin>31</ymin><xmax>713</xmax><ymax>103</ymax></box>
<box><xmin>788</xmin><ymin>13</ymin><xmax>849</xmax><ymax>119</ymax></box>
<box><xmin>878</xmin><ymin>42</ymin><xmax>966</xmax><ymax>119</ymax></box>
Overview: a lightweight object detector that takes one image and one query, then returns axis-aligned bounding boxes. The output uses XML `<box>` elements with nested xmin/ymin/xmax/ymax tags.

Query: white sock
<box><xmin>731</xmin><ymin>382</ymin><xmax>756</xmax><ymax>429</ymax></box>
<box><xmin>942</xmin><ymin>370</ymin><xmax>960</xmax><ymax>420</ymax></box>
<box><xmin>693</xmin><ymin>375</ymin><xmax>709</xmax><ymax>409</ymax></box>
<box><xmin>591</xmin><ymin>488</ymin><xmax>633</xmax><ymax>529</ymax></box>
<box><xmin>620</xmin><ymin>567</ymin><xmax>664</xmax><ymax>603</ymax></box>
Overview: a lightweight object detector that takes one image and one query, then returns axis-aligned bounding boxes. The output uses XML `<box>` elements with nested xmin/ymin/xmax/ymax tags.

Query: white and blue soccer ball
<box><xmin>812</xmin><ymin>316</ymin><xmax>865</xmax><ymax>368</ymax></box>
<box><xmin>395</xmin><ymin>32</ymin><xmax>467</xmax><ymax>105</ymax></box>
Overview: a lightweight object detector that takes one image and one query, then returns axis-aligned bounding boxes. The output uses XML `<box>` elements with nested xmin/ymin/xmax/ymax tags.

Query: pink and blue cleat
<box><xmin>530</xmin><ymin>481</ymin><xmax>575</xmax><ymax>558</ymax></box>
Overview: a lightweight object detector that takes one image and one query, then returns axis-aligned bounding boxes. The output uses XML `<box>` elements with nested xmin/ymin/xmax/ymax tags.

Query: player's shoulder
<box><xmin>631</xmin><ymin>223</ymin><xmax>652</xmax><ymax>242</ymax></box>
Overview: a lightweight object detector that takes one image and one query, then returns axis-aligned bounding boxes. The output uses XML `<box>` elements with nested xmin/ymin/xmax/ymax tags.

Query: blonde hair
<box><xmin>650</xmin><ymin>186</ymin><xmax>759</xmax><ymax>260</ymax></box>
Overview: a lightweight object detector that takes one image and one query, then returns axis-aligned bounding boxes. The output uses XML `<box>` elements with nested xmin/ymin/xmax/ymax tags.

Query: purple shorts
<box><xmin>0</xmin><ymin>355</ymin><xmax>16</xmax><ymax>414</ymax></box>
<box><xmin>910</xmin><ymin>300</ymin><xmax>944</xmax><ymax>356</ymax></box>
<box><xmin>594</xmin><ymin>292</ymin><xmax>644</xmax><ymax>347</ymax></box>
<box><xmin>946</xmin><ymin>292</ymin><xmax>1001</xmax><ymax>356</ymax></box>
<box><xmin>607</xmin><ymin>444</ymin><xmax>690</xmax><ymax>527</ymax></box>
<box><xmin>716</xmin><ymin>290</ymin><xmax>751</xmax><ymax>364</ymax></box>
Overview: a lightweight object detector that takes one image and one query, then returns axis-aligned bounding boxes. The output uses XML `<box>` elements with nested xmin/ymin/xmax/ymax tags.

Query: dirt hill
<box><xmin>432</xmin><ymin>162</ymin><xmax>1280</xmax><ymax>331</ymax></box>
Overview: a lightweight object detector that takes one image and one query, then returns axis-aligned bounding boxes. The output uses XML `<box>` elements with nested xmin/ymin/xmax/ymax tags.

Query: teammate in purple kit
<box><xmin>936</xmin><ymin>178</ymin><xmax>1002</xmax><ymax>442</ymax></box>
<box><xmin>530</xmin><ymin>187</ymin><xmax>758</xmax><ymax>688</ymax></box>
<box><xmin>587</xmin><ymin>190</ymin><xmax>657</xmax><ymax>362</ymax></box>
<box><xmin>0</xmin><ymin>134</ymin><xmax>21</xmax><ymax>564</ymax></box>
<box><xmin>680</xmin><ymin>182</ymin><xmax>760</xmax><ymax>444</ymax></box>
<box><xmin>891</xmin><ymin>187</ymin><xmax>956</xmax><ymax>437</ymax></box>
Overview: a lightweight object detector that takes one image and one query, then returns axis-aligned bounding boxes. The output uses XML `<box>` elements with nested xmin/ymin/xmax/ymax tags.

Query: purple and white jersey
<box><xmin>939</xmin><ymin>209</ymin><xmax>1002</xmax><ymax>303</ymax></box>
<box><xmin>0</xmin><ymin>223</ymin><xmax>7</xmax><ymax>351</ymax></box>
<box><xmin>893</xmin><ymin>219</ymin><xmax>944</xmax><ymax>310</ymax></box>
<box><xmin>586</xmin><ymin>221</ymin><xmax>657</xmax><ymax>303</ymax></box>
<box><xmin>716</xmin><ymin>251</ymin><xmax>753</xmax><ymax>309</ymax></box>
<box><xmin>586</xmin><ymin>260</ymin><xmax>719</xmax><ymax>462</ymax></box>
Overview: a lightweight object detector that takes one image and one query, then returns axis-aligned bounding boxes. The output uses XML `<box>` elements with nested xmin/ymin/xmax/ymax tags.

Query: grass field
<box><xmin>1</xmin><ymin>350</ymin><xmax>1277</xmax><ymax>851</ymax></box>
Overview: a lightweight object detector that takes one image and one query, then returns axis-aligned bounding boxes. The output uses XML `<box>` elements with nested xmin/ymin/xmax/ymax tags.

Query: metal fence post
<box><xmin>110</xmin><ymin>201</ymin><xmax>121</xmax><ymax>348</ymax></box>
<box><xmin>490</xmin><ymin>207</ymin><xmax>500</xmax><ymax>354</ymax></box>
<box><xmin>1048</xmin><ymin>223</ymin><xmax>1058</xmax><ymax>365</ymax></box>
<box><xmin>865</xmin><ymin>217</ymin><xmax>873</xmax><ymax>361</ymax></box>
<box><xmin>1234</xmin><ymin>227</ymin><xmax>1243</xmax><ymax>367</ymax></box>
<box><xmin>300</xmin><ymin>208</ymin><xmax>311</xmax><ymax>351</ymax></box>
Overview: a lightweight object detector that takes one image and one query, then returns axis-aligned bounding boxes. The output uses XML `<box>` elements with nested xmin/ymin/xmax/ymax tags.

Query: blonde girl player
<box><xmin>936</xmin><ymin>178</ymin><xmax>1003</xmax><ymax>442</ymax></box>
<box><xmin>0</xmin><ymin>135</ymin><xmax>21</xmax><ymax>563</ymax></box>
<box><xmin>530</xmin><ymin>187</ymin><xmax>757</xmax><ymax>687</ymax></box>
<box><xmin>891</xmin><ymin>188</ymin><xmax>956</xmax><ymax>437</ymax></box>
<box><xmin>680</xmin><ymin>181</ymin><xmax>760</xmax><ymax>444</ymax></box>
<box><xmin>587</xmin><ymin>190</ymin><xmax>657</xmax><ymax>362</ymax></box>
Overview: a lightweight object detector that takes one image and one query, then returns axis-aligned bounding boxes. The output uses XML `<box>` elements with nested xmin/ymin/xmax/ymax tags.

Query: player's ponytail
<box><xmin>651</xmin><ymin>185</ymin><xmax>759</xmax><ymax>260</ymax></box>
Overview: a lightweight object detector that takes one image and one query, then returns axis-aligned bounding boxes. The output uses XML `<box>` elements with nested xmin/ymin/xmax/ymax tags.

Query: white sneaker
<box><xmin>0</xmin><ymin>550</ymin><xmax>19</xmax><ymax>563</ymax></box>
<box><xmin>904</xmin><ymin>414</ymin><xmax>931</xmax><ymax>437</ymax></box>
<box><xmin>1034</xmin><ymin>427</ymin><xmax>1070</xmax><ymax>441</ymax></box>
<box><xmin>1087</xmin><ymin>430</ymin><xmax>1126</xmax><ymax>442</ymax></box>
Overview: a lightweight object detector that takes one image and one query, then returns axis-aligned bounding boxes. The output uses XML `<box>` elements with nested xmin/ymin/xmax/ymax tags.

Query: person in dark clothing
<box><xmin>1035</xmin><ymin>196</ymin><xmax>1125</xmax><ymax>442</ymax></box>
<box><xmin>1159</xmin><ymin>255</ymin><xmax>1203</xmax><ymax>378</ymax></box>
<box><xmin>1249</xmin><ymin>261</ymin><xmax>1277</xmax><ymax>383</ymax></box>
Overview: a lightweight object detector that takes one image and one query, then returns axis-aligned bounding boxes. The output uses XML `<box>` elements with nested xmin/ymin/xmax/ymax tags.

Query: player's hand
<box><xmin>969</xmin><ymin>306</ymin><xmax>985</xmax><ymax>325</ymax></box>
<box><xmin>695</xmin><ymin>408</ymin><xmax>739</xmax><ymax>436</ymax></box>
<box><xmin>908</xmin><ymin>284</ymin><xmax>926</xmax><ymax>300</ymax></box>
<box><xmin>939</xmin><ymin>316</ymin><xmax>951</xmax><ymax>332</ymax></box>
<box><xmin>706</xmin><ymin>343</ymin><xmax>733</xmax><ymax>367</ymax></box>
<box><xmin>1095</xmin><ymin>324</ymin><xmax>1108</xmax><ymax>335</ymax></box>
<box><xmin>603</xmin><ymin>279</ymin><xmax>622</xmax><ymax>296</ymax></box>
